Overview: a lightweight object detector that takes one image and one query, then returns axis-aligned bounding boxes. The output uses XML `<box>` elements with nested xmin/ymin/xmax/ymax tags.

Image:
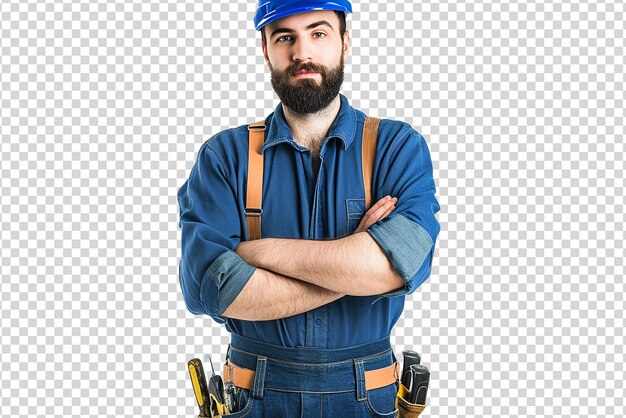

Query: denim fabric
<box><xmin>221</xmin><ymin>335</ymin><xmax>399</xmax><ymax>417</ymax></box>
<box><xmin>346</xmin><ymin>198</ymin><xmax>366</xmax><ymax>235</ymax></box>
<box><xmin>178</xmin><ymin>93</ymin><xmax>441</xmax><ymax>347</ymax></box>
<box><xmin>367</xmin><ymin>214</ymin><xmax>434</xmax><ymax>300</ymax></box>
<box><xmin>204</xmin><ymin>250</ymin><xmax>256</xmax><ymax>317</ymax></box>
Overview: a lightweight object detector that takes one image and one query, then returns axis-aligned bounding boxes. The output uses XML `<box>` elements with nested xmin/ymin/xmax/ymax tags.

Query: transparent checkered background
<box><xmin>1</xmin><ymin>0</ymin><xmax>624</xmax><ymax>417</ymax></box>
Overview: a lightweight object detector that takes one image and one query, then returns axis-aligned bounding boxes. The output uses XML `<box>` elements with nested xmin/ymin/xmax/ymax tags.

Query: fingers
<box><xmin>370</xmin><ymin>195</ymin><xmax>394</xmax><ymax>211</ymax></box>
<box><xmin>363</xmin><ymin>196</ymin><xmax>397</xmax><ymax>222</ymax></box>
<box><xmin>355</xmin><ymin>195</ymin><xmax>398</xmax><ymax>232</ymax></box>
<box><xmin>380</xmin><ymin>202</ymin><xmax>396</xmax><ymax>219</ymax></box>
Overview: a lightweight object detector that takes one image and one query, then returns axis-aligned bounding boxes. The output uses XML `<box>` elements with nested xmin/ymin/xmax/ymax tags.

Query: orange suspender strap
<box><xmin>245</xmin><ymin>116</ymin><xmax>380</xmax><ymax>240</ymax></box>
<box><xmin>362</xmin><ymin>116</ymin><xmax>381</xmax><ymax>211</ymax></box>
<box><xmin>245</xmin><ymin>120</ymin><xmax>266</xmax><ymax>241</ymax></box>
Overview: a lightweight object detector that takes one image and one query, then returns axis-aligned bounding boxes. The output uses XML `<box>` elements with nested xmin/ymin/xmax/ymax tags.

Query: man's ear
<box><xmin>342</xmin><ymin>29</ymin><xmax>350</xmax><ymax>58</ymax></box>
<box><xmin>261</xmin><ymin>40</ymin><xmax>269</xmax><ymax>63</ymax></box>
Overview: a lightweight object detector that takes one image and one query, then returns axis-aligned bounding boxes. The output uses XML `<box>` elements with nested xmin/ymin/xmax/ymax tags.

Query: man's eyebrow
<box><xmin>269</xmin><ymin>20</ymin><xmax>335</xmax><ymax>39</ymax></box>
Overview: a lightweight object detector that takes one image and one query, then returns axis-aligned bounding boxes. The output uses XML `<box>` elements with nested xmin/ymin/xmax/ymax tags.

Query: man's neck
<box><xmin>281</xmin><ymin>95</ymin><xmax>341</xmax><ymax>157</ymax></box>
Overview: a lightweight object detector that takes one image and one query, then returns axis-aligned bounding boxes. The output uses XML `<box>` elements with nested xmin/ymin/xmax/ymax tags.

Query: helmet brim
<box><xmin>255</xmin><ymin>1</ymin><xmax>352</xmax><ymax>31</ymax></box>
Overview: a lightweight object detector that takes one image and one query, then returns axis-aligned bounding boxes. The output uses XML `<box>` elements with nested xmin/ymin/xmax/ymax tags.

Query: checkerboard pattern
<box><xmin>1</xmin><ymin>0</ymin><xmax>624</xmax><ymax>417</ymax></box>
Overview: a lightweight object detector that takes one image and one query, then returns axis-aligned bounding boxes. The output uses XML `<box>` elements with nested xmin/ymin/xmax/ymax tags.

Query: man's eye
<box><xmin>277</xmin><ymin>35</ymin><xmax>293</xmax><ymax>43</ymax></box>
<box><xmin>313</xmin><ymin>32</ymin><xmax>326</xmax><ymax>38</ymax></box>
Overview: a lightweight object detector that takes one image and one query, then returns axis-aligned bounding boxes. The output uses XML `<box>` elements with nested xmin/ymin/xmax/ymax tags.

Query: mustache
<box><xmin>288</xmin><ymin>63</ymin><xmax>324</xmax><ymax>76</ymax></box>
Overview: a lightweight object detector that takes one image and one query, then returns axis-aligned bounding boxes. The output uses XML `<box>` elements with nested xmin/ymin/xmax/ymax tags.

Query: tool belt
<box><xmin>223</xmin><ymin>360</ymin><xmax>425</xmax><ymax>418</ymax></box>
<box><xmin>190</xmin><ymin>358</ymin><xmax>426</xmax><ymax>418</ymax></box>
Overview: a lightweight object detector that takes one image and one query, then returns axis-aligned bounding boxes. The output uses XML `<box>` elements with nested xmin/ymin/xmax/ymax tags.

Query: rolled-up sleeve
<box><xmin>367</xmin><ymin>128</ymin><xmax>441</xmax><ymax>300</ymax></box>
<box><xmin>178</xmin><ymin>141</ymin><xmax>255</xmax><ymax>323</ymax></box>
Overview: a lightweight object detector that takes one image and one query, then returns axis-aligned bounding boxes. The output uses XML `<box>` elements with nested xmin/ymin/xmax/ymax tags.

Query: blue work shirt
<box><xmin>178</xmin><ymin>93</ymin><xmax>440</xmax><ymax>349</ymax></box>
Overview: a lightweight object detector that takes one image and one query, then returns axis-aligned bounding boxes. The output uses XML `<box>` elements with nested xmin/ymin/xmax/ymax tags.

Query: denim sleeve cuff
<box><xmin>205</xmin><ymin>250</ymin><xmax>256</xmax><ymax>316</ymax></box>
<box><xmin>366</xmin><ymin>214</ymin><xmax>434</xmax><ymax>297</ymax></box>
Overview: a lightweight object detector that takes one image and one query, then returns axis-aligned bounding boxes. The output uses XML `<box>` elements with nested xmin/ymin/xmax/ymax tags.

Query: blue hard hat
<box><xmin>254</xmin><ymin>0</ymin><xmax>353</xmax><ymax>31</ymax></box>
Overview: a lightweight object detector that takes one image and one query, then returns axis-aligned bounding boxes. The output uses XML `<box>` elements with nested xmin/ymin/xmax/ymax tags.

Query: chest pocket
<box><xmin>346</xmin><ymin>198</ymin><xmax>366</xmax><ymax>234</ymax></box>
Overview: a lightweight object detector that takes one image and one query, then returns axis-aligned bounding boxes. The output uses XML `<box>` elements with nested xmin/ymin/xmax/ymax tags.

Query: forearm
<box><xmin>235</xmin><ymin>232</ymin><xmax>404</xmax><ymax>296</ymax></box>
<box><xmin>221</xmin><ymin>267</ymin><xmax>345</xmax><ymax>321</ymax></box>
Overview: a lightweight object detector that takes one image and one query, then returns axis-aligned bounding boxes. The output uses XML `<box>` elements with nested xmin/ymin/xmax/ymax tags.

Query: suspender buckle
<box><xmin>245</xmin><ymin>208</ymin><xmax>263</xmax><ymax>217</ymax></box>
<box><xmin>247</xmin><ymin>124</ymin><xmax>266</xmax><ymax>131</ymax></box>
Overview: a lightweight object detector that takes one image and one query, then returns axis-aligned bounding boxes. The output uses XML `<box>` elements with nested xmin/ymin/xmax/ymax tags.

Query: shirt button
<box><xmin>315</xmin><ymin>319</ymin><xmax>321</xmax><ymax>325</ymax></box>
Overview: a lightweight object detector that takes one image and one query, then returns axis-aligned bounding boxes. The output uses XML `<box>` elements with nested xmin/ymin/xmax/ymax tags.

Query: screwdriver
<box><xmin>187</xmin><ymin>358</ymin><xmax>211</xmax><ymax>418</ymax></box>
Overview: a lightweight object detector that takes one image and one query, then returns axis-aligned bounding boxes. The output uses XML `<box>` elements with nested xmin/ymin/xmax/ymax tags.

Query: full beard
<box><xmin>270</xmin><ymin>54</ymin><xmax>345</xmax><ymax>115</ymax></box>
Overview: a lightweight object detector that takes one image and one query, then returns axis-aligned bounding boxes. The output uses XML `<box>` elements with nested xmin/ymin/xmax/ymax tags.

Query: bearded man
<box><xmin>178</xmin><ymin>1</ymin><xmax>440</xmax><ymax>416</ymax></box>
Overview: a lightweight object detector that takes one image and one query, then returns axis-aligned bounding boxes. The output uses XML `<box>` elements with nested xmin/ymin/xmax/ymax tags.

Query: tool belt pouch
<box><xmin>395</xmin><ymin>383</ymin><xmax>427</xmax><ymax>418</ymax></box>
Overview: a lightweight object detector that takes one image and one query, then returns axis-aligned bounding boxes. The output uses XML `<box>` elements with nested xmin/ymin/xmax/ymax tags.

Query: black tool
<box><xmin>206</xmin><ymin>355</ymin><xmax>227</xmax><ymax>416</ymax></box>
<box><xmin>408</xmin><ymin>364</ymin><xmax>430</xmax><ymax>404</ymax></box>
<box><xmin>223</xmin><ymin>379</ymin><xmax>236</xmax><ymax>412</ymax></box>
<box><xmin>401</xmin><ymin>350</ymin><xmax>421</xmax><ymax>389</ymax></box>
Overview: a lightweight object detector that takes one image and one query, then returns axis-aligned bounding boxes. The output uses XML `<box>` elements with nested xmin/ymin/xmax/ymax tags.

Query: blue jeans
<box><xmin>221</xmin><ymin>334</ymin><xmax>399</xmax><ymax>418</ymax></box>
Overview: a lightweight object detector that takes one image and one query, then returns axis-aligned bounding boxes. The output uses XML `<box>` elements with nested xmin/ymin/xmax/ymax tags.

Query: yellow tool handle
<box><xmin>210</xmin><ymin>393</ymin><xmax>229</xmax><ymax>415</ymax></box>
<box><xmin>188</xmin><ymin>363</ymin><xmax>205</xmax><ymax>407</ymax></box>
<box><xmin>188</xmin><ymin>359</ymin><xmax>211</xmax><ymax>417</ymax></box>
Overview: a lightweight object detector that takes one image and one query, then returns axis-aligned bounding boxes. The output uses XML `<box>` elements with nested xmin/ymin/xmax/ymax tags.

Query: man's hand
<box><xmin>353</xmin><ymin>195</ymin><xmax>397</xmax><ymax>234</ymax></box>
<box><xmin>236</xmin><ymin>195</ymin><xmax>397</xmax><ymax>262</ymax></box>
<box><xmin>233</xmin><ymin>194</ymin><xmax>404</xmax><ymax>296</ymax></box>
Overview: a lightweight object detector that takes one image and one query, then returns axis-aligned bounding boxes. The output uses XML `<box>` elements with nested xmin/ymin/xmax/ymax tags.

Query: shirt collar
<box><xmin>261</xmin><ymin>93</ymin><xmax>358</xmax><ymax>154</ymax></box>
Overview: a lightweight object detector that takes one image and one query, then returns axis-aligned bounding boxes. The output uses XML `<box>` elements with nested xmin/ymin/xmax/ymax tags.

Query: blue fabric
<box><xmin>223</xmin><ymin>335</ymin><xmax>399</xmax><ymax>417</ymax></box>
<box><xmin>367</xmin><ymin>214</ymin><xmax>435</xmax><ymax>301</ymax></box>
<box><xmin>178</xmin><ymin>93</ymin><xmax>441</xmax><ymax>347</ymax></box>
<box><xmin>205</xmin><ymin>250</ymin><xmax>257</xmax><ymax>318</ymax></box>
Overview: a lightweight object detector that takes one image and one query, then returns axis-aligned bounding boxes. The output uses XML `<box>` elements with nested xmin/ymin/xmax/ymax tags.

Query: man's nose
<box><xmin>291</xmin><ymin>36</ymin><xmax>314</xmax><ymax>62</ymax></box>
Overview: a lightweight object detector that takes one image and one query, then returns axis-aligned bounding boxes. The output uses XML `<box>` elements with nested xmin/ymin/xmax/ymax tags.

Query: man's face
<box><xmin>262</xmin><ymin>10</ymin><xmax>350</xmax><ymax>115</ymax></box>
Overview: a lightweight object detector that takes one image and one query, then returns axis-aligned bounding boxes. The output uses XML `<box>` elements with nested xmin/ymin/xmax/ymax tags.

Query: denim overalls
<box><xmin>221</xmin><ymin>334</ymin><xmax>399</xmax><ymax>417</ymax></box>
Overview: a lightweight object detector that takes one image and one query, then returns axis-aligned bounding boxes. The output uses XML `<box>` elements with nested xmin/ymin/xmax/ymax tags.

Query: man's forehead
<box><xmin>265</xmin><ymin>10</ymin><xmax>339</xmax><ymax>32</ymax></box>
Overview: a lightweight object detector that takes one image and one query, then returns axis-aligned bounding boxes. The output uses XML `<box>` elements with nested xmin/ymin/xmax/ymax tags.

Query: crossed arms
<box><xmin>178</xmin><ymin>129</ymin><xmax>440</xmax><ymax>323</ymax></box>
<box><xmin>222</xmin><ymin>196</ymin><xmax>405</xmax><ymax>320</ymax></box>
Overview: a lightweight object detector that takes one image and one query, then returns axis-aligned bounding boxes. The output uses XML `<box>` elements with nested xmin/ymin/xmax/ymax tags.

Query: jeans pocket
<box><xmin>221</xmin><ymin>387</ymin><xmax>256</xmax><ymax>417</ymax></box>
<box><xmin>364</xmin><ymin>382</ymin><xmax>399</xmax><ymax>417</ymax></box>
<box><xmin>346</xmin><ymin>198</ymin><xmax>366</xmax><ymax>234</ymax></box>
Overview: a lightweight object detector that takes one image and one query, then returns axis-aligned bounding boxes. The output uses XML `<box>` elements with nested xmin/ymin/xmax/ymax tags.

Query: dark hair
<box><xmin>261</xmin><ymin>11</ymin><xmax>347</xmax><ymax>45</ymax></box>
